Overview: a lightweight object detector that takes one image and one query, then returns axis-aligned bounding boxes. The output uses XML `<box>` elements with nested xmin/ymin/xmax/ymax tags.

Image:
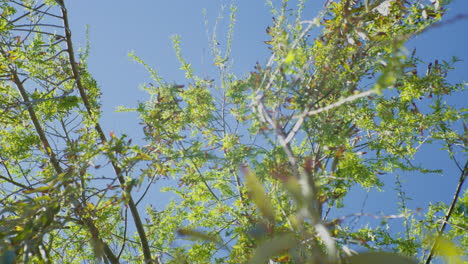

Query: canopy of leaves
<box><xmin>0</xmin><ymin>0</ymin><xmax>466</xmax><ymax>263</ymax></box>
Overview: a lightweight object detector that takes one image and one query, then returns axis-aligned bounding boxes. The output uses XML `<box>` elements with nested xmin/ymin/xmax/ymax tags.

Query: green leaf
<box><xmin>177</xmin><ymin>228</ymin><xmax>223</xmax><ymax>247</ymax></box>
<box><xmin>247</xmin><ymin>233</ymin><xmax>298</xmax><ymax>264</ymax></box>
<box><xmin>243</xmin><ymin>167</ymin><xmax>276</xmax><ymax>222</ymax></box>
<box><xmin>23</xmin><ymin>184</ymin><xmax>54</xmax><ymax>194</ymax></box>
<box><xmin>348</xmin><ymin>252</ymin><xmax>417</xmax><ymax>264</ymax></box>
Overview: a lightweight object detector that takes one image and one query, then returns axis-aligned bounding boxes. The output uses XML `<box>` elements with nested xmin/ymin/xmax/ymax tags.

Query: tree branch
<box><xmin>425</xmin><ymin>159</ymin><xmax>467</xmax><ymax>264</ymax></box>
<box><xmin>285</xmin><ymin>89</ymin><xmax>375</xmax><ymax>144</ymax></box>
<box><xmin>59</xmin><ymin>5</ymin><xmax>156</xmax><ymax>263</ymax></box>
<box><xmin>11</xmin><ymin>70</ymin><xmax>63</xmax><ymax>174</ymax></box>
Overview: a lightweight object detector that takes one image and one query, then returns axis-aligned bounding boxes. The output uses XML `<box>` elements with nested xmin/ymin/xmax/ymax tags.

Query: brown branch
<box><xmin>7</xmin><ymin>3</ymin><xmax>47</xmax><ymax>24</ymax></box>
<box><xmin>82</xmin><ymin>216</ymin><xmax>121</xmax><ymax>264</ymax></box>
<box><xmin>10</xmin><ymin>68</ymin><xmax>120</xmax><ymax>264</ymax></box>
<box><xmin>117</xmin><ymin>208</ymin><xmax>129</xmax><ymax>259</ymax></box>
<box><xmin>136</xmin><ymin>173</ymin><xmax>158</xmax><ymax>206</ymax></box>
<box><xmin>59</xmin><ymin>5</ymin><xmax>156</xmax><ymax>264</ymax></box>
<box><xmin>425</xmin><ymin>159</ymin><xmax>467</xmax><ymax>264</ymax></box>
<box><xmin>11</xmin><ymin>70</ymin><xmax>63</xmax><ymax>174</ymax></box>
<box><xmin>14</xmin><ymin>23</ymin><xmax>64</xmax><ymax>29</ymax></box>
<box><xmin>0</xmin><ymin>174</ymin><xmax>31</xmax><ymax>190</ymax></box>
<box><xmin>9</xmin><ymin>1</ymin><xmax>61</xmax><ymax>19</ymax></box>
<box><xmin>11</xmin><ymin>28</ymin><xmax>64</xmax><ymax>38</ymax></box>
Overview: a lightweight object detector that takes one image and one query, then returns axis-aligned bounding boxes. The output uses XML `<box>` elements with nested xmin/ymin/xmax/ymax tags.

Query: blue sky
<box><xmin>66</xmin><ymin>0</ymin><xmax>467</xmax><ymax>255</ymax></box>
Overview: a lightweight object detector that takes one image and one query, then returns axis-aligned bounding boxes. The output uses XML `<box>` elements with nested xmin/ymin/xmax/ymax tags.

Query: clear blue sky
<box><xmin>66</xmin><ymin>0</ymin><xmax>467</xmax><ymax>253</ymax></box>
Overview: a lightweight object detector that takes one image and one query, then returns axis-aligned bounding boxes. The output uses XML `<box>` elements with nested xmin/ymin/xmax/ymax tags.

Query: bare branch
<box><xmin>285</xmin><ymin>89</ymin><xmax>375</xmax><ymax>144</ymax></box>
<box><xmin>425</xmin><ymin>159</ymin><xmax>467</xmax><ymax>264</ymax></box>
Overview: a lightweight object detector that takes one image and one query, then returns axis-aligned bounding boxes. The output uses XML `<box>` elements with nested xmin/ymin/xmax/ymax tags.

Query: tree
<box><xmin>0</xmin><ymin>0</ymin><xmax>466</xmax><ymax>263</ymax></box>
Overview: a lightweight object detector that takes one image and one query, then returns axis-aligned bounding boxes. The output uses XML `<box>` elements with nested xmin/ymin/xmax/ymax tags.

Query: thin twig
<box><xmin>136</xmin><ymin>173</ymin><xmax>158</xmax><ymax>206</ymax></box>
<box><xmin>117</xmin><ymin>207</ymin><xmax>129</xmax><ymax>259</ymax></box>
<box><xmin>425</xmin><ymin>159</ymin><xmax>467</xmax><ymax>264</ymax></box>
<box><xmin>11</xmin><ymin>28</ymin><xmax>64</xmax><ymax>38</ymax></box>
<box><xmin>14</xmin><ymin>23</ymin><xmax>64</xmax><ymax>29</ymax></box>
